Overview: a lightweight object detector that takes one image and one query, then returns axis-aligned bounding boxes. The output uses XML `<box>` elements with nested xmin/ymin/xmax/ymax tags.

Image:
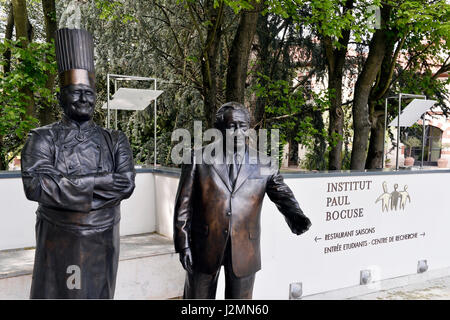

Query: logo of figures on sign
<box><xmin>375</xmin><ymin>181</ymin><xmax>411</xmax><ymax>212</ymax></box>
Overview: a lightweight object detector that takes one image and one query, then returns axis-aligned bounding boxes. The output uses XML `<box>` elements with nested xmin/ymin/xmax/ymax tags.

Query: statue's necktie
<box><xmin>229</xmin><ymin>154</ymin><xmax>241</xmax><ymax>188</ymax></box>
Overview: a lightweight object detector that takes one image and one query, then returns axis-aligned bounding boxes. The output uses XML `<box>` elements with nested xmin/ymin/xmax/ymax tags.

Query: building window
<box><xmin>403</xmin><ymin>125</ymin><xmax>442</xmax><ymax>165</ymax></box>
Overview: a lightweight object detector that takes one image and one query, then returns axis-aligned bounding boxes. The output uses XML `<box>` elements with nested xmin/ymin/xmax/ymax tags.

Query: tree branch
<box><xmin>431</xmin><ymin>55</ymin><xmax>450</xmax><ymax>80</ymax></box>
<box><xmin>187</xmin><ymin>2</ymin><xmax>205</xmax><ymax>48</ymax></box>
<box><xmin>154</xmin><ymin>2</ymin><xmax>185</xmax><ymax>60</ymax></box>
<box><xmin>375</xmin><ymin>33</ymin><xmax>407</xmax><ymax>100</ymax></box>
<box><xmin>391</xmin><ymin>42</ymin><xmax>433</xmax><ymax>85</ymax></box>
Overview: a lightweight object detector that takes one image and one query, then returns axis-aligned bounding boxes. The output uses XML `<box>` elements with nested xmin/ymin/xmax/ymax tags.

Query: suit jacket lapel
<box><xmin>212</xmin><ymin>164</ymin><xmax>233</xmax><ymax>192</ymax></box>
<box><xmin>233</xmin><ymin>149</ymin><xmax>258</xmax><ymax>193</ymax></box>
<box><xmin>210</xmin><ymin>144</ymin><xmax>258</xmax><ymax>194</ymax></box>
<box><xmin>233</xmin><ymin>164</ymin><xmax>257</xmax><ymax>193</ymax></box>
<box><xmin>211</xmin><ymin>153</ymin><xmax>233</xmax><ymax>193</ymax></box>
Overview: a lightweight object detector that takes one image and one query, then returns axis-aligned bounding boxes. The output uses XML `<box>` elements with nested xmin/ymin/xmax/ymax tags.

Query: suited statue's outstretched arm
<box><xmin>266</xmin><ymin>171</ymin><xmax>311</xmax><ymax>235</ymax></box>
<box><xmin>174</xmin><ymin>159</ymin><xmax>196</xmax><ymax>272</ymax></box>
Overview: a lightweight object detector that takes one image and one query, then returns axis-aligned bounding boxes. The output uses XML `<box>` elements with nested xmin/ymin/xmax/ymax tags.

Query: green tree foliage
<box><xmin>364</xmin><ymin>0</ymin><xmax>450</xmax><ymax>169</ymax></box>
<box><xmin>0</xmin><ymin>38</ymin><xmax>56</xmax><ymax>169</ymax></box>
<box><xmin>83</xmin><ymin>0</ymin><xmax>265</xmax><ymax>166</ymax></box>
<box><xmin>265</xmin><ymin>0</ymin><xmax>450</xmax><ymax>170</ymax></box>
<box><xmin>0</xmin><ymin>0</ymin><xmax>448</xmax><ymax>171</ymax></box>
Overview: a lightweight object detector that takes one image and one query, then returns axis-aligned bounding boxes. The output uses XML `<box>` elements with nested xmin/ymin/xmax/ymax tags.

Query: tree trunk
<box><xmin>252</xmin><ymin>13</ymin><xmax>271</xmax><ymax>127</ymax></box>
<box><xmin>365</xmin><ymin>33</ymin><xmax>400</xmax><ymax>169</ymax></box>
<box><xmin>365</xmin><ymin>102</ymin><xmax>385</xmax><ymax>169</ymax></box>
<box><xmin>12</xmin><ymin>0</ymin><xmax>29</xmax><ymax>45</ymax></box>
<box><xmin>350</xmin><ymin>5</ymin><xmax>391</xmax><ymax>170</ymax></box>
<box><xmin>200</xmin><ymin>0</ymin><xmax>224</xmax><ymax>128</ymax></box>
<box><xmin>3</xmin><ymin>2</ymin><xmax>14</xmax><ymax>75</ymax></box>
<box><xmin>0</xmin><ymin>148</ymin><xmax>8</xmax><ymax>171</ymax></box>
<box><xmin>225</xmin><ymin>1</ymin><xmax>263</xmax><ymax>104</ymax></box>
<box><xmin>324</xmin><ymin>35</ymin><xmax>349</xmax><ymax>170</ymax></box>
<box><xmin>324</xmin><ymin>0</ymin><xmax>353</xmax><ymax>170</ymax></box>
<box><xmin>12</xmin><ymin>0</ymin><xmax>35</xmax><ymax>118</ymax></box>
<box><xmin>40</xmin><ymin>0</ymin><xmax>58</xmax><ymax>126</ymax></box>
<box><xmin>312</xmin><ymin>108</ymin><xmax>327</xmax><ymax>170</ymax></box>
<box><xmin>327</xmin><ymin>71</ymin><xmax>345</xmax><ymax>170</ymax></box>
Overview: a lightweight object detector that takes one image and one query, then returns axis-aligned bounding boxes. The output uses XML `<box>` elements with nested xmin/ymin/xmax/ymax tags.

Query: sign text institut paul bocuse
<box><xmin>321</xmin><ymin>179</ymin><xmax>420</xmax><ymax>254</ymax></box>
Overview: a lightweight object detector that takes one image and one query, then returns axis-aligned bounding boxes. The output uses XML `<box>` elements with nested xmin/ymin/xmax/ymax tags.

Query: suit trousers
<box><xmin>183</xmin><ymin>238</ymin><xmax>256</xmax><ymax>299</ymax></box>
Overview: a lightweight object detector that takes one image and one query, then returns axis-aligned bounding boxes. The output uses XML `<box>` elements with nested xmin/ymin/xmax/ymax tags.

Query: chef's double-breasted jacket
<box><xmin>21</xmin><ymin>116</ymin><xmax>135</xmax><ymax>299</ymax></box>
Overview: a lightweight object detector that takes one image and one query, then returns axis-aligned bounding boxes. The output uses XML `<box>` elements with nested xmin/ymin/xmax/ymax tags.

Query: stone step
<box><xmin>0</xmin><ymin>233</ymin><xmax>184</xmax><ymax>299</ymax></box>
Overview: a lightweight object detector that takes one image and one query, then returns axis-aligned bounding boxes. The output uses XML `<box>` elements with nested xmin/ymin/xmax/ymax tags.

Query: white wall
<box><xmin>120</xmin><ymin>172</ymin><xmax>156</xmax><ymax>235</ymax></box>
<box><xmin>149</xmin><ymin>170</ymin><xmax>450</xmax><ymax>299</ymax></box>
<box><xmin>230</xmin><ymin>172</ymin><xmax>450</xmax><ymax>299</ymax></box>
<box><xmin>154</xmin><ymin>174</ymin><xmax>179</xmax><ymax>239</ymax></box>
<box><xmin>143</xmin><ymin>170</ymin><xmax>450</xmax><ymax>299</ymax></box>
<box><xmin>3</xmin><ymin>169</ymin><xmax>450</xmax><ymax>299</ymax></box>
<box><xmin>0</xmin><ymin>178</ymin><xmax>37</xmax><ymax>250</ymax></box>
<box><xmin>0</xmin><ymin>172</ymin><xmax>156</xmax><ymax>251</ymax></box>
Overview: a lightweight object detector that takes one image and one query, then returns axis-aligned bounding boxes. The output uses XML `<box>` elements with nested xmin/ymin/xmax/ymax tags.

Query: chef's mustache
<box><xmin>73</xmin><ymin>101</ymin><xmax>94</xmax><ymax>109</ymax></box>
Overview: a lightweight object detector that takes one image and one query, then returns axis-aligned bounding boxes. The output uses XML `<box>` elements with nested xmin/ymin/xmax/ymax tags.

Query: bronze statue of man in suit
<box><xmin>174</xmin><ymin>101</ymin><xmax>311</xmax><ymax>299</ymax></box>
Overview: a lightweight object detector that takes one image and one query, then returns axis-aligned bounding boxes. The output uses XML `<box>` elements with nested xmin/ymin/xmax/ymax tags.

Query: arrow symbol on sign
<box><xmin>420</xmin><ymin>232</ymin><xmax>425</xmax><ymax>237</ymax></box>
<box><xmin>314</xmin><ymin>236</ymin><xmax>322</xmax><ymax>242</ymax></box>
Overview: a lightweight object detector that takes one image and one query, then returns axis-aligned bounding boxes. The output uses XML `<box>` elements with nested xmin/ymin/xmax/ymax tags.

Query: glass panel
<box><xmin>428</xmin><ymin>126</ymin><xmax>442</xmax><ymax>162</ymax></box>
<box><xmin>403</xmin><ymin>125</ymin><xmax>442</xmax><ymax>163</ymax></box>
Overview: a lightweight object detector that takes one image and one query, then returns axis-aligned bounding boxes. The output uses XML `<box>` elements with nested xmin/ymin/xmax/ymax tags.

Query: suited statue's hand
<box><xmin>290</xmin><ymin>216</ymin><xmax>312</xmax><ymax>235</ymax></box>
<box><xmin>180</xmin><ymin>248</ymin><xmax>193</xmax><ymax>273</ymax></box>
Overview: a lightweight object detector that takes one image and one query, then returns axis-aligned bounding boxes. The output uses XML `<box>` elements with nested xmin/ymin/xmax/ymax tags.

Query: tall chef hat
<box><xmin>55</xmin><ymin>28</ymin><xmax>95</xmax><ymax>89</ymax></box>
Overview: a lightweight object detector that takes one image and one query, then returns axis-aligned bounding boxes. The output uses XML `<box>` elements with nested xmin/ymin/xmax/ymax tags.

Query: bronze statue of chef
<box><xmin>21</xmin><ymin>28</ymin><xmax>135</xmax><ymax>299</ymax></box>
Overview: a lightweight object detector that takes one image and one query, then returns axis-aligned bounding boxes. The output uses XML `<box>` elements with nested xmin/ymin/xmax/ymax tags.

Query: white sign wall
<box><xmin>216</xmin><ymin>171</ymin><xmax>450</xmax><ymax>299</ymax></box>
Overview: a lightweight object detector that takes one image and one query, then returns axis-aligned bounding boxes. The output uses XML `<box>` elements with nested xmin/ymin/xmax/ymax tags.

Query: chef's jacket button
<box><xmin>69</xmin><ymin>165</ymin><xmax>73</xmax><ymax>169</ymax></box>
<box><xmin>63</xmin><ymin>145</ymin><xmax>67</xmax><ymax>149</ymax></box>
<box><xmin>96</xmin><ymin>145</ymin><xmax>100</xmax><ymax>149</ymax></box>
<box><xmin>226</xmin><ymin>211</ymin><xmax>231</xmax><ymax>216</ymax></box>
